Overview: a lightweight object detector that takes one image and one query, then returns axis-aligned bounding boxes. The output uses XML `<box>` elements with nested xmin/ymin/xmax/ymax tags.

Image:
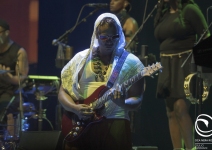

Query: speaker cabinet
<box><xmin>18</xmin><ymin>131</ymin><xmax>62</xmax><ymax>150</ymax></box>
<box><xmin>132</xmin><ymin>146</ymin><xmax>158</xmax><ymax>150</ymax></box>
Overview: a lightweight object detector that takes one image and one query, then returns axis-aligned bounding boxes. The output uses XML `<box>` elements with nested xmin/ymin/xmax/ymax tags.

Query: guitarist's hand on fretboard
<box><xmin>111</xmin><ymin>83</ymin><xmax>127</xmax><ymax>107</ymax></box>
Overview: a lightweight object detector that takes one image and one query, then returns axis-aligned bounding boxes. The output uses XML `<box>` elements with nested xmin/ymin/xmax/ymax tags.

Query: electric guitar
<box><xmin>62</xmin><ymin>62</ymin><xmax>163</xmax><ymax>143</ymax></box>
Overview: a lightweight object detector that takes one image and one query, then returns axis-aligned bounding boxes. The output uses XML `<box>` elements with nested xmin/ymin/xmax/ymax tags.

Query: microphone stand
<box><xmin>124</xmin><ymin>3</ymin><xmax>158</xmax><ymax>49</ymax></box>
<box><xmin>16</xmin><ymin>57</ymin><xmax>24</xmax><ymax>140</ymax></box>
<box><xmin>52</xmin><ymin>5</ymin><xmax>100</xmax><ymax>46</ymax></box>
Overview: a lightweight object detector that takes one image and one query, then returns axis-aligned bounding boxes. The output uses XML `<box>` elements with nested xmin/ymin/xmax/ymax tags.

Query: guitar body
<box><xmin>61</xmin><ymin>85</ymin><xmax>109</xmax><ymax>143</ymax></box>
<box><xmin>83</xmin><ymin>85</ymin><xmax>109</xmax><ymax>104</ymax></box>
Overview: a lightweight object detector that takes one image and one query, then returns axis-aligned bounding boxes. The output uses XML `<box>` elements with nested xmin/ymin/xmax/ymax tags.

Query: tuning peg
<box><xmin>152</xmin><ymin>63</ymin><xmax>155</xmax><ymax>68</ymax></box>
<box><xmin>147</xmin><ymin>65</ymin><xmax>151</xmax><ymax>70</ymax></box>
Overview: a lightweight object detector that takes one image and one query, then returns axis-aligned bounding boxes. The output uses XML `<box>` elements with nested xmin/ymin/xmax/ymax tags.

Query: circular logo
<box><xmin>195</xmin><ymin>114</ymin><xmax>212</xmax><ymax>137</ymax></box>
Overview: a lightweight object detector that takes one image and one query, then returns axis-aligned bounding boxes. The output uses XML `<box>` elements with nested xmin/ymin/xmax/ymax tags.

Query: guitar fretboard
<box><xmin>93</xmin><ymin>63</ymin><xmax>162</xmax><ymax>109</ymax></box>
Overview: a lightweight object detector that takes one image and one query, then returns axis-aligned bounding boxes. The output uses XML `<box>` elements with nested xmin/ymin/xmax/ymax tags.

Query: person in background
<box><xmin>0</xmin><ymin>19</ymin><xmax>29</xmax><ymax>138</ymax></box>
<box><xmin>110</xmin><ymin>0</ymin><xmax>139</xmax><ymax>54</ymax></box>
<box><xmin>58</xmin><ymin>13</ymin><xmax>145</xmax><ymax>150</ymax></box>
<box><xmin>154</xmin><ymin>0</ymin><xmax>210</xmax><ymax>150</ymax></box>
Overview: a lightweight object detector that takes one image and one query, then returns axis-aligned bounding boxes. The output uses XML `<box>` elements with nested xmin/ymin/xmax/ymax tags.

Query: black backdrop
<box><xmin>35</xmin><ymin>1</ymin><xmax>212</xmax><ymax>150</ymax></box>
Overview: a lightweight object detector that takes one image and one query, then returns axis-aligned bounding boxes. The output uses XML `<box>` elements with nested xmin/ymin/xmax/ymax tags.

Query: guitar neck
<box><xmin>94</xmin><ymin>71</ymin><xmax>144</xmax><ymax>108</ymax></box>
<box><xmin>94</xmin><ymin>63</ymin><xmax>162</xmax><ymax>109</ymax></box>
<box><xmin>122</xmin><ymin>71</ymin><xmax>143</xmax><ymax>89</ymax></box>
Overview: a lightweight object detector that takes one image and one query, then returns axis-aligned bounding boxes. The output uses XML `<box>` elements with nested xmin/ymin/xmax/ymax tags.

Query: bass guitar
<box><xmin>62</xmin><ymin>62</ymin><xmax>163</xmax><ymax>143</ymax></box>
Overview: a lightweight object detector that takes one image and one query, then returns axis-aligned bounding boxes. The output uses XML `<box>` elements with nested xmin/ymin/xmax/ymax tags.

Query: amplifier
<box><xmin>132</xmin><ymin>146</ymin><xmax>158</xmax><ymax>150</ymax></box>
<box><xmin>18</xmin><ymin>131</ymin><xmax>62</xmax><ymax>150</ymax></box>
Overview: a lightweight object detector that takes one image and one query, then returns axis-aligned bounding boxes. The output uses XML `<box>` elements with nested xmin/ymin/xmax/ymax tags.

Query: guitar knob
<box><xmin>73</xmin><ymin>132</ymin><xmax>78</xmax><ymax>136</ymax></box>
<box><xmin>75</xmin><ymin>127</ymin><xmax>80</xmax><ymax>131</ymax></box>
<box><xmin>69</xmin><ymin>131</ymin><xmax>73</xmax><ymax>135</ymax></box>
<box><xmin>77</xmin><ymin>122</ymin><xmax>81</xmax><ymax>125</ymax></box>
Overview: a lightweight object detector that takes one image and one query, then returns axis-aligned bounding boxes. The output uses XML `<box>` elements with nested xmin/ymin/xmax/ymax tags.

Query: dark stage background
<box><xmin>32</xmin><ymin>0</ymin><xmax>212</xmax><ymax>150</ymax></box>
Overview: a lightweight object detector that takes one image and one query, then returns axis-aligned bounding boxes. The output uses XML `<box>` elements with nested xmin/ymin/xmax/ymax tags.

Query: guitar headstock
<box><xmin>142</xmin><ymin>62</ymin><xmax>163</xmax><ymax>77</ymax></box>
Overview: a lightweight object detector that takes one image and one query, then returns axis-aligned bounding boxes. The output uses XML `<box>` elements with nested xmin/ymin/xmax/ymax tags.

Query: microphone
<box><xmin>86</xmin><ymin>3</ymin><xmax>108</xmax><ymax>8</ymax></box>
<box><xmin>55</xmin><ymin>44</ymin><xmax>65</xmax><ymax>68</ymax></box>
<box><xmin>52</xmin><ymin>39</ymin><xmax>67</xmax><ymax>47</ymax></box>
<box><xmin>52</xmin><ymin>39</ymin><xmax>58</xmax><ymax>46</ymax></box>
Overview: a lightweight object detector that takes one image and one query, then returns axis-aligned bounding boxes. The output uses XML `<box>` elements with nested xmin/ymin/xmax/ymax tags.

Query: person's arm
<box><xmin>58</xmin><ymin>85</ymin><xmax>79</xmax><ymax>113</ymax></box>
<box><xmin>125</xmin><ymin>77</ymin><xmax>145</xmax><ymax>110</ymax></box>
<box><xmin>184</xmin><ymin>4</ymin><xmax>210</xmax><ymax>38</ymax></box>
<box><xmin>0</xmin><ymin>48</ymin><xmax>28</xmax><ymax>85</ymax></box>
<box><xmin>58</xmin><ymin>85</ymin><xmax>94</xmax><ymax>120</ymax></box>
<box><xmin>112</xmin><ymin>77</ymin><xmax>145</xmax><ymax>111</ymax></box>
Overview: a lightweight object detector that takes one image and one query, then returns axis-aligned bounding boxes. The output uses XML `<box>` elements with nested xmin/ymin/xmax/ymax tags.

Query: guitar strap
<box><xmin>107</xmin><ymin>50</ymin><xmax>129</xmax><ymax>88</ymax></box>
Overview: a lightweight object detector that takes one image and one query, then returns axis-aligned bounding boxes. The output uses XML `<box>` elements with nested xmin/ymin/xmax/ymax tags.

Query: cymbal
<box><xmin>0</xmin><ymin>70</ymin><xmax>13</xmax><ymax>74</ymax></box>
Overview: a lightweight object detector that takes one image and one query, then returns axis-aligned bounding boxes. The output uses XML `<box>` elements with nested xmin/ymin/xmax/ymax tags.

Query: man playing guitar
<box><xmin>58</xmin><ymin>13</ymin><xmax>146</xmax><ymax>150</ymax></box>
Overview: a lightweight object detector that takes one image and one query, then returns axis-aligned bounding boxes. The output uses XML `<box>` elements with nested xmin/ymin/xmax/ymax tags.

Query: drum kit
<box><xmin>0</xmin><ymin>71</ymin><xmax>60</xmax><ymax>150</ymax></box>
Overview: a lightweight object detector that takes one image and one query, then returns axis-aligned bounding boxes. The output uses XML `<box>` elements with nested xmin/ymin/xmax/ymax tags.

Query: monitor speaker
<box><xmin>18</xmin><ymin>131</ymin><xmax>63</xmax><ymax>150</ymax></box>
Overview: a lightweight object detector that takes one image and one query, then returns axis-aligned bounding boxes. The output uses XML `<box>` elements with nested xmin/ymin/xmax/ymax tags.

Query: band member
<box><xmin>58</xmin><ymin>13</ymin><xmax>145</xmax><ymax>150</ymax></box>
<box><xmin>109</xmin><ymin>0</ymin><xmax>139</xmax><ymax>54</ymax></box>
<box><xmin>154</xmin><ymin>0</ymin><xmax>210</xmax><ymax>149</ymax></box>
<box><xmin>0</xmin><ymin>19</ymin><xmax>29</xmax><ymax>137</ymax></box>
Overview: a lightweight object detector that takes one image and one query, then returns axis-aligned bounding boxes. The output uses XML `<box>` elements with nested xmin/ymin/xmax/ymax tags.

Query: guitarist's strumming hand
<box><xmin>75</xmin><ymin>104</ymin><xmax>94</xmax><ymax>120</ymax></box>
